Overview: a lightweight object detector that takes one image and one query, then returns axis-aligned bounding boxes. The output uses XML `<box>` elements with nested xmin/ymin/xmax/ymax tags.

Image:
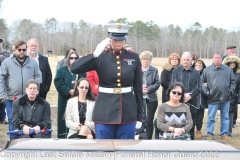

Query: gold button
<box><xmin>118</xmin><ymin>83</ymin><xmax>121</xmax><ymax>86</ymax></box>
<box><xmin>117</xmin><ymin>73</ymin><xmax>120</xmax><ymax>76</ymax></box>
<box><xmin>117</xmin><ymin>61</ymin><xmax>120</xmax><ymax>64</ymax></box>
<box><xmin>31</xmin><ymin>125</ymin><xmax>32</xmax><ymax>127</ymax></box>
<box><xmin>117</xmin><ymin>79</ymin><xmax>120</xmax><ymax>82</ymax></box>
<box><xmin>117</xmin><ymin>66</ymin><xmax>120</xmax><ymax>69</ymax></box>
<box><xmin>116</xmin><ymin>56</ymin><xmax>119</xmax><ymax>59</ymax></box>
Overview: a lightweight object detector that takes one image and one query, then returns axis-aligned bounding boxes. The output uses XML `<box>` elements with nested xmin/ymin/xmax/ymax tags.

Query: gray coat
<box><xmin>201</xmin><ymin>63</ymin><xmax>235</xmax><ymax>104</ymax></box>
<box><xmin>56</xmin><ymin>58</ymin><xmax>66</xmax><ymax>71</ymax></box>
<box><xmin>145</xmin><ymin>65</ymin><xmax>160</xmax><ymax>102</ymax></box>
<box><xmin>0</xmin><ymin>55</ymin><xmax>42</xmax><ymax>100</ymax></box>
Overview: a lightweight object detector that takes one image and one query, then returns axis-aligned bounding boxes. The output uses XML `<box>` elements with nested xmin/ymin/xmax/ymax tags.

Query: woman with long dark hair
<box><xmin>65</xmin><ymin>78</ymin><xmax>96</xmax><ymax>139</ymax></box>
<box><xmin>54</xmin><ymin>52</ymin><xmax>86</xmax><ymax>138</ymax></box>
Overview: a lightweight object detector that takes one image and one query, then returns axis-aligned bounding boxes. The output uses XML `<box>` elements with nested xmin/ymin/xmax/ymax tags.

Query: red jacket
<box><xmin>86</xmin><ymin>70</ymin><xmax>99</xmax><ymax>96</ymax></box>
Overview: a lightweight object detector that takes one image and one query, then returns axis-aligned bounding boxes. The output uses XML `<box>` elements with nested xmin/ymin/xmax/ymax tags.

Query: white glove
<box><xmin>135</xmin><ymin>121</ymin><xmax>142</xmax><ymax>129</ymax></box>
<box><xmin>93</xmin><ymin>38</ymin><xmax>110</xmax><ymax>57</ymax></box>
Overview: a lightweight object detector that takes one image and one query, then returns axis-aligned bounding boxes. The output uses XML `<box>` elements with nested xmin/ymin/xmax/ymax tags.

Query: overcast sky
<box><xmin>1</xmin><ymin>0</ymin><xmax>240</xmax><ymax>30</ymax></box>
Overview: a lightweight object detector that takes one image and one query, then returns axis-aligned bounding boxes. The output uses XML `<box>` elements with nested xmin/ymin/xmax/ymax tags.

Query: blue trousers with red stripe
<box><xmin>95</xmin><ymin>122</ymin><xmax>136</xmax><ymax>139</ymax></box>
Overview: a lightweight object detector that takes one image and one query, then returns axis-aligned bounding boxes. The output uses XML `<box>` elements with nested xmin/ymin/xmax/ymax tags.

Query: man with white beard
<box><xmin>27</xmin><ymin>39</ymin><xmax>52</xmax><ymax>99</ymax></box>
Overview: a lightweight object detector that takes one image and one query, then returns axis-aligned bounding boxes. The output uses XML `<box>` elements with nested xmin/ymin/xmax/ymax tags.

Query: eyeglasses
<box><xmin>195</xmin><ymin>65</ymin><xmax>203</xmax><ymax>67</ymax></box>
<box><xmin>79</xmin><ymin>86</ymin><xmax>89</xmax><ymax>90</ymax></box>
<box><xmin>172</xmin><ymin>91</ymin><xmax>182</xmax><ymax>96</ymax></box>
<box><xmin>18</xmin><ymin>49</ymin><xmax>27</xmax><ymax>52</ymax></box>
<box><xmin>69</xmin><ymin>57</ymin><xmax>78</xmax><ymax>60</ymax></box>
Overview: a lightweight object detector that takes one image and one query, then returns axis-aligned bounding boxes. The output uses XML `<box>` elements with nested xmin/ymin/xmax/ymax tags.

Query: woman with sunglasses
<box><xmin>65</xmin><ymin>78</ymin><xmax>96</xmax><ymax>139</ymax></box>
<box><xmin>157</xmin><ymin>82</ymin><xmax>193</xmax><ymax>139</ymax></box>
<box><xmin>54</xmin><ymin>52</ymin><xmax>86</xmax><ymax>138</ymax></box>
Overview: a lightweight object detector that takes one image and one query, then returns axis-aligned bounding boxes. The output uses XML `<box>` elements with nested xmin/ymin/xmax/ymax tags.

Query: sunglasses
<box><xmin>18</xmin><ymin>49</ymin><xmax>27</xmax><ymax>52</ymax></box>
<box><xmin>69</xmin><ymin>57</ymin><xmax>78</xmax><ymax>60</ymax></box>
<box><xmin>79</xmin><ymin>86</ymin><xmax>89</xmax><ymax>90</ymax></box>
<box><xmin>172</xmin><ymin>91</ymin><xmax>182</xmax><ymax>96</ymax></box>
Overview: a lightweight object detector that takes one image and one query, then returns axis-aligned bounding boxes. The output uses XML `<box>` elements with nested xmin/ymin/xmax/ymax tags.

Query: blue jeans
<box><xmin>5</xmin><ymin>100</ymin><xmax>15</xmax><ymax>140</ymax></box>
<box><xmin>0</xmin><ymin>102</ymin><xmax>6</xmax><ymax>120</ymax></box>
<box><xmin>207</xmin><ymin>102</ymin><xmax>230</xmax><ymax>137</ymax></box>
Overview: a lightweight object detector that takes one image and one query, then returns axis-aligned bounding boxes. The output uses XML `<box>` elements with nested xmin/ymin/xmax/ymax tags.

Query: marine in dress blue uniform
<box><xmin>71</xmin><ymin>23</ymin><xmax>143</xmax><ymax>139</ymax></box>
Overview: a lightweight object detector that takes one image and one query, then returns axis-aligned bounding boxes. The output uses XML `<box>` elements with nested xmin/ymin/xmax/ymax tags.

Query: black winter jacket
<box><xmin>201</xmin><ymin>63</ymin><xmax>235</xmax><ymax>104</ymax></box>
<box><xmin>160</xmin><ymin>62</ymin><xmax>176</xmax><ymax>103</ymax></box>
<box><xmin>12</xmin><ymin>95</ymin><xmax>51</xmax><ymax>129</ymax></box>
<box><xmin>144</xmin><ymin>65</ymin><xmax>160</xmax><ymax>102</ymax></box>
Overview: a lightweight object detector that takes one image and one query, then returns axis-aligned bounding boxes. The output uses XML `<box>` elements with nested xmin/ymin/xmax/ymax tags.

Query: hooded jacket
<box><xmin>222</xmin><ymin>56</ymin><xmax>240</xmax><ymax>112</ymax></box>
<box><xmin>0</xmin><ymin>55</ymin><xmax>42</xmax><ymax>100</ymax></box>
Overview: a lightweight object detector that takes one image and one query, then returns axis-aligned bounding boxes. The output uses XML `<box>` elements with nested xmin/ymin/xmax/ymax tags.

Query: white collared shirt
<box><xmin>28</xmin><ymin>53</ymin><xmax>39</xmax><ymax>65</ymax></box>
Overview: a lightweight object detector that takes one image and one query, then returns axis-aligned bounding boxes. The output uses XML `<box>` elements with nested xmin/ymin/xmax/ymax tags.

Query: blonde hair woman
<box><xmin>137</xmin><ymin>51</ymin><xmax>160</xmax><ymax>139</ymax></box>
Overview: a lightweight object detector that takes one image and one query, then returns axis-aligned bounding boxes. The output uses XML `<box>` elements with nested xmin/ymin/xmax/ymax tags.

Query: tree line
<box><xmin>1</xmin><ymin>17</ymin><xmax>240</xmax><ymax>58</ymax></box>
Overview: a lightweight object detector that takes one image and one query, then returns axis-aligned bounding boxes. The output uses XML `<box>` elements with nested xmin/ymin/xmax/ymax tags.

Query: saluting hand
<box><xmin>93</xmin><ymin>38</ymin><xmax>110</xmax><ymax>57</ymax></box>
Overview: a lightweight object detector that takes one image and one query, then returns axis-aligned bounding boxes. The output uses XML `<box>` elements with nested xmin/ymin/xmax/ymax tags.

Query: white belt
<box><xmin>99</xmin><ymin>87</ymin><xmax>132</xmax><ymax>94</ymax></box>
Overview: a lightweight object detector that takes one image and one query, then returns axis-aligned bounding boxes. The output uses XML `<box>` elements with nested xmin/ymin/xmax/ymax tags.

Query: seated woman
<box><xmin>157</xmin><ymin>82</ymin><xmax>193</xmax><ymax>139</ymax></box>
<box><xmin>12</xmin><ymin>79</ymin><xmax>51</xmax><ymax>139</ymax></box>
<box><xmin>65</xmin><ymin>78</ymin><xmax>96</xmax><ymax>139</ymax></box>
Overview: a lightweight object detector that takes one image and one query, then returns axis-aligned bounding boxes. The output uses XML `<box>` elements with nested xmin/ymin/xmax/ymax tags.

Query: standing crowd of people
<box><xmin>0</xmin><ymin>23</ymin><xmax>239</xmax><ymax>141</ymax></box>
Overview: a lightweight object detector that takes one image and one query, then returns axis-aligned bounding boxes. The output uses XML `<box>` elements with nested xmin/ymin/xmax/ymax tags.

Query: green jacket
<box><xmin>54</xmin><ymin>66</ymin><xmax>85</xmax><ymax>138</ymax></box>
